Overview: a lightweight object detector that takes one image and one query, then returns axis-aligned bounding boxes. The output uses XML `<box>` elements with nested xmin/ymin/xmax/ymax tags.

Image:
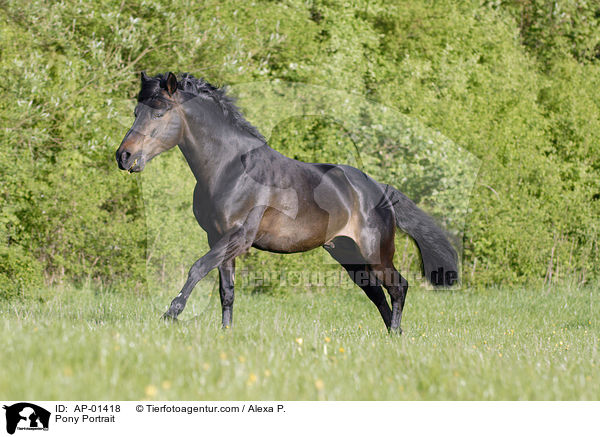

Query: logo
<box><xmin>3</xmin><ymin>403</ymin><xmax>50</xmax><ymax>435</ymax></box>
<box><xmin>430</xmin><ymin>267</ymin><xmax>458</xmax><ymax>287</ymax></box>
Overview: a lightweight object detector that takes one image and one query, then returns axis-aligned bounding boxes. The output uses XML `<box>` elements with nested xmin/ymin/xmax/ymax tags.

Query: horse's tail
<box><xmin>383</xmin><ymin>184</ymin><xmax>459</xmax><ymax>287</ymax></box>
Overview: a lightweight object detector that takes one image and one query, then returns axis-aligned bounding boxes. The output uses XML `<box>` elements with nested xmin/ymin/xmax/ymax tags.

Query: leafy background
<box><xmin>1</xmin><ymin>0</ymin><xmax>599</xmax><ymax>299</ymax></box>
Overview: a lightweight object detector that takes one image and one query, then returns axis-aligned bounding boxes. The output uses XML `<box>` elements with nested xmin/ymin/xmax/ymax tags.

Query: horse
<box><xmin>115</xmin><ymin>72</ymin><xmax>458</xmax><ymax>333</ymax></box>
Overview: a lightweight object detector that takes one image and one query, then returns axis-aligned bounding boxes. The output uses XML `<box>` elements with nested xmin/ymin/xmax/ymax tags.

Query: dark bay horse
<box><xmin>116</xmin><ymin>72</ymin><xmax>458</xmax><ymax>333</ymax></box>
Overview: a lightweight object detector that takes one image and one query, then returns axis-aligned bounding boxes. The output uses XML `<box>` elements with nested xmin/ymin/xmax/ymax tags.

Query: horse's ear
<box><xmin>141</xmin><ymin>71</ymin><xmax>150</xmax><ymax>83</ymax></box>
<box><xmin>166</xmin><ymin>72</ymin><xmax>178</xmax><ymax>96</ymax></box>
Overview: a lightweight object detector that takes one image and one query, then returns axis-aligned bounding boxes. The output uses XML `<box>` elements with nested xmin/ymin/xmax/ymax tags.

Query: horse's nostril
<box><xmin>120</xmin><ymin>151</ymin><xmax>131</xmax><ymax>164</ymax></box>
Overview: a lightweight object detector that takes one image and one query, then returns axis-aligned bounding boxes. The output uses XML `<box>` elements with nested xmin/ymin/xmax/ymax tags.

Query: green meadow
<box><xmin>1</xmin><ymin>284</ymin><xmax>597</xmax><ymax>400</ymax></box>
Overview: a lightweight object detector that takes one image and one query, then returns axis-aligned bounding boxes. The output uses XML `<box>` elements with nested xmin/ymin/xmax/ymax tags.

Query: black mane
<box><xmin>139</xmin><ymin>72</ymin><xmax>265</xmax><ymax>142</ymax></box>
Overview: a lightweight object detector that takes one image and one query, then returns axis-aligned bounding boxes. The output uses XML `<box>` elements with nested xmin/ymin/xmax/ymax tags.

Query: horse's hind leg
<box><xmin>324</xmin><ymin>237</ymin><xmax>392</xmax><ymax>329</ymax></box>
<box><xmin>351</xmin><ymin>225</ymin><xmax>408</xmax><ymax>333</ymax></box>
<box><xmin>371</xmin><ymin>262</ymin><xmax>408</xmax><ymax>334</ymax></box>
<box><xmin>342</xmin><ymin>263</ymin><xmax>392</xmax><ymax>329</ymax></box>
<box><xmin>218</xmin><ymin>259</ymin><xmax>235</xmax><ymax>329</ymax></box>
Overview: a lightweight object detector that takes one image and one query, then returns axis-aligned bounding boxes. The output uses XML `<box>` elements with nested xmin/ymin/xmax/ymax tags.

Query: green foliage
<box><xmin>486</xmin><ymin>0</ymin><xmax>600</xmax><ymax>65</ymax></box>
<box><xmin>0</xmin><ymin>245</ymin><xmax>44</xmax><ymax>300</ymax></box>
<box><xmin>0</xmin><ymin>0</ymin><xmax>598</xmax><ymax>296</ymax></box>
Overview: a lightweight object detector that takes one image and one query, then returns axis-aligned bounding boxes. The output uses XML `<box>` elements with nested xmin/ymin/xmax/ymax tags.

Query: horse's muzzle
<box><xmin>116</xmin><ymin>149</ymin><xmax>145</xmax><ymax>172</ymax></box>
<box><xmin>116</xmin><ymin>129</ymin><xmax>147</xmax><ymax>172</ymax></box>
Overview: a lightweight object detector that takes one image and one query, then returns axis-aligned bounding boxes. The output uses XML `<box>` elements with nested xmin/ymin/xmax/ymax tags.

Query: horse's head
<box><xmin>116</xmin><ymin>72</ymin><xmax>184</xmax><ymax>172</ymax></box>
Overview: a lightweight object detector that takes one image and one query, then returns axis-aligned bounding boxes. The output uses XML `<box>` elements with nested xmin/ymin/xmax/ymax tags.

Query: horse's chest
<box><xmin>191</xmin><ymin>183</ymin><xmax>248</xmax><ymax>234</ymax></box>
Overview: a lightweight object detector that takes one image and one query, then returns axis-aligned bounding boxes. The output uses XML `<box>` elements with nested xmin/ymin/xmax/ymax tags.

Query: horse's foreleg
<box><xmin>163</xmin><ymin>217</ymin><xmax>259</xmax><ymax>321</ymax></box>
<box><xmin>218</xmin><ymin>259</ymin><xmax>235</xmax><ymax>329</ymax></box>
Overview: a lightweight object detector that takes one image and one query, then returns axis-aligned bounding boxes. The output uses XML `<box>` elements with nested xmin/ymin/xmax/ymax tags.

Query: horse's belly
<box><xmin>253</xmin><ymin>206</ymin><xmax>334</xmax><ymax>253</ymax></box>
<box><xmin>252</xmin><ymin>233</ymin><xmax>322</xmax><ymax>253</ymax></box>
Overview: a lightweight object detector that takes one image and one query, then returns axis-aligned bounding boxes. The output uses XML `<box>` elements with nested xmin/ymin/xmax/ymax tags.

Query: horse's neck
<box><xmin>178</xmin><ymin>112</ymin><xmax>268</xmax><ymax>188</ymax></box>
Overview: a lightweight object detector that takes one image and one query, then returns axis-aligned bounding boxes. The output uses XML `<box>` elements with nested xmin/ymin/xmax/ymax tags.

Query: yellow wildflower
<box><xmin>145</xmin><ymin>385</ymin><xmax>157</xmax><ymax>398</ymax></box>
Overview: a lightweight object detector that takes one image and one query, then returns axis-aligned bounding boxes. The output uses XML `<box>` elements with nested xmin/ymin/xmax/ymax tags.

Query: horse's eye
<box><xmin>153</xmin><ymin>112</ymin><xmax>165</xmax><ymax>119</ymax></box>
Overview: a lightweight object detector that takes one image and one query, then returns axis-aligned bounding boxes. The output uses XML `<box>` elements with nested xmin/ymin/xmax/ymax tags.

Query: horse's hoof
<box><xmin>389</xmin><ymin>327</ymin><xmax>403</xmax><ymax>335</ymax></box>
<box><xmin>161</xmin><ymin>313</ymin><xmax>179</xmax><ymax>323</ymax></box>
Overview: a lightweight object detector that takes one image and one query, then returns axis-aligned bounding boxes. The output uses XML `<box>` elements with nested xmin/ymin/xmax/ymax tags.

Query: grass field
<box><xmin>0</xmin><ymin>283</ymin><xmax>598</xmax><ymax>400</ymax></box>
